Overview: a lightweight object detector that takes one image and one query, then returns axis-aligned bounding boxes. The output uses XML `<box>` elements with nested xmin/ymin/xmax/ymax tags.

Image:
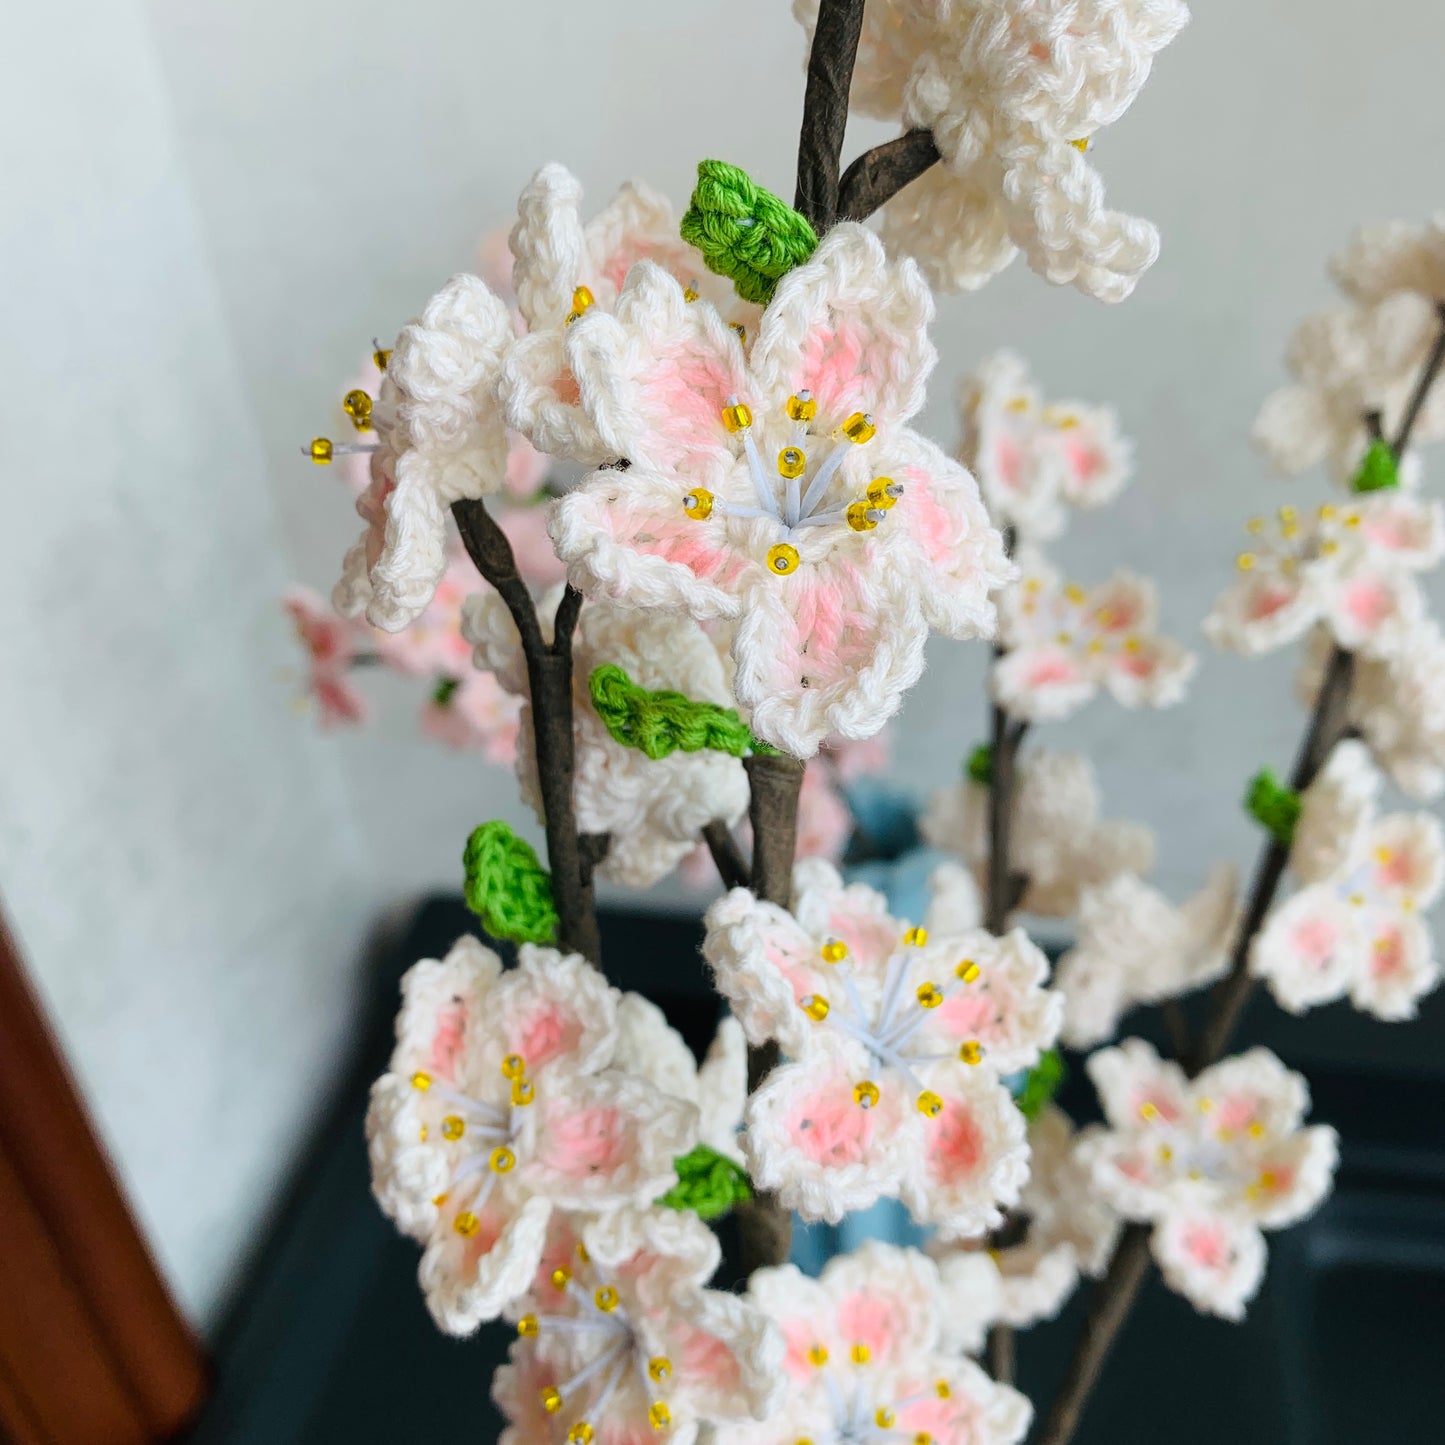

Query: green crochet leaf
<box><xmin>657</xmin><ymin>1145</ymin><xmax>753</xmax><ymax>1221</ymax></box>
<box><xmin>431</xmin><ymin>675</ymin><xmax>460</xmax><ymax>707</ymax></box>
<box><xmin>1350</xmin><ymin>438</ymin><xmax>1400</xmax><ymax>493</ymax></box>
<box><xmin>966</xmin><ymin>743</ymin><xmax>994</xmax><ymax>786</ymax></box>
<box><xmin>1015</xmin><ymin>1050</ymin><xmax>1065</xmax><ymax>1123</ymax></box>
<box><xmin>462</xmin><ymin>821</ymin><xmax>558</xmax><ymax>945</ymax></box>
<box><xmin>589</xmin><ymin>664</ymin><xmax>761</xmax><ymax>760</ymax></box>
<box><xmin>679</xmin><ymin>160</ymin><xmax>819</xmax><ymax>306</ymax></box>
<box><xmin>1245</xmin><ymin>768</ymin><xmax>1302</xmax><ymax>847</ymax></box>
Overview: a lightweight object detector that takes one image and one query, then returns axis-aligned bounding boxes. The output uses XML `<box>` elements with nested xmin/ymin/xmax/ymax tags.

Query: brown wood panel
<box><xmin>0</xmin><ymin>909</ymin><xmax>209</xmax><ymax>1441</ymax></box>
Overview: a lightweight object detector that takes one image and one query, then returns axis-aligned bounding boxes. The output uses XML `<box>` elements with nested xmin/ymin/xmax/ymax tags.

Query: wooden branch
<box><xmin>1391</xmin><ymin>300</ymin><xmax>1445</xmax><ymax>454</ymax></box>
<box><xmin>701</xmin><ymin>819</ymin><xmax>750</xmax><ymax>892</ymax></box>
<box><xmin>837</xmin><ymin>128</ymin><xmax>941</xmax><ymax>221</ymax></box>
<box><xmin>793</xmin><ymin>0</ymin><xmax>867</xmax><ymax>230</ymax></box>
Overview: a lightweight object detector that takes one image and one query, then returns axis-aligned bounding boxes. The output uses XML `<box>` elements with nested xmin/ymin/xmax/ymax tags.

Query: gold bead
<box><xmin>722</xmin><ymin>400</ymin><xmax>753</xmax><ymax>433</ymax></box>
<box><xmin>766</xmin><ymin>542</ymin><xmax>800</xmax><ymax>575</ymax></box>
<box><xmin>489</xmin><ymin>1146</ymin><xmax>516</xmax><ymax>1173</ymax></box>
<box><xmin>875</xmin><ymin>1408</ymin><xmax>896</xmax><ymax>1428</ymax></box>
<box><xmin>411</xmin><ymin>1070</ymin><xmax>432</xmax><ymax>1091</ymax></box>
<box><xmin>308</xmin><ymin>437</ymin><xmax>334</xmax><ymax>464</ymax></box>
<box><xmin>564</xmin><ymin>285</ymin><xmax>595</xmax><ymax>326</ymax></box>
<box><xmin>372</xmin><ymin>344</ymin><xmax>392</xmax><ymax>371</ymax></box>
<box><xmin>1246</xmin><ymin>516</ymin><xmax>1266</xmax><ymax>535</ymax></box>
<box><xmin>683</xmin><ymin>488</ymin><xmax>715</xmax><ymax>520</ymax></box>
<box><xmin>542</xmin><ymin>1386</ymin><xmax>563</xmax><ymax>1414</ymax></box>
<box><xmin>904</xmin><ymin>926</ymin><xmax>929</xmax><ymax>947</ymax></box>
<box><xmin>956</xmin><ymin>960</ymin><xmax>980</xmax><ymax>984</ymax></box>
<box><xmin>935</xmin><ymin>1379</ymin><xmax>952</xmax><ymax>1399</ymax></box>
<box><xmin>1279</xmin><ymin>505</ymin><xmax>1298</xmax><ymax>523</ymax></box>
<box><xmin>648</xmin><ymin>1401</ymin><xmax>671</xmax><ymax>1430</ymax></box>
<box><xmin>501</xmin><ymin>1054</ymin><xmax>527</xmax><ymax>1079</ymax></box>
<box><xmin>432</xmin><ymin>1192</ymin><xmax>447</xmax><ymax>1206</ymax></box>
<box><xmin>683</xmin><ymin>284</ymin><xmax>699</xmax><ymax>302</ymax></box>
<box><xmin>1063</xmin><ymin>582</ymin><xmax>1087</xmax><ymax>605</ymax></box>
<box><xmin>454</xmin><ymin>1211</ymin><xmax>480</xmax><ymax>1237</ymax></box>
<box><xmin>916</xmin><ymin>1435</ymin><xmax>934</xmax><ymax>1445</ymax></box>
<box><xmin>568</xmin><ymin>1425</ymin><xmax>594</xmax><ymax>1445</ymax></box>
<box><xmin>342</xmin><ymin>389</ymin><xmax>374</xmax><ymax>430</ymax></box>
<box><xmin>648</xmin><ymin>1356</ymin><xmax>673</xmax><ymax>1383</ymax></box>
<box><xmin>787</xmin><ymin>391</ymin><xmax>818</xmax><ymax>422</ymax></box>
<box><xmin>916</xmin><ymin>982</ymin><xmax>943</xmax><ymax>1009</ymax></box>
<box><xmin>1197</xmin><ymin>1097</ymin><xmax>1215</xmax><ymax>1113</ymax></box>
<box><xmin>800</xmin><ymin>994</ymin><xmax>830</xmax><ymax>1022</ymax></box>
<box><xmin>846</xmin><ymin>501</ymin><xmax>878</xmax><ymax>532</ymax></box>
<box><xmin>440</xmin><ymin>1115</ymin><xmax>465</xmax><ymax>1141</ymax></box>
<box><xmin>867</xmin><ymin>478</ymin><xmax>901</xmax><ymax>510</ymax></box>
<box><xmin>806</xmin><ymin>1343</ymin><xmax>828</xmax><ymax>1367</ymax></box>
<box><xmin>1158</xmin><ymin>1145</ymin><xmax>1174</xmax><ymax>1163</ymax></box>
<box><xmin>1236</xmin><ymin>552</ymin><xmax>1256</xmax><ymax>572</ymax></box>
<box><xmin>917</xmin><ymin>1091</ymin><xmax>944</xmax><ymax>1118</ymax></box>
<box><xmin>842</xmin><ymin>411</ymin><xmax>876</xmax><ymax>444</ymax></box>
<box><xmin>851</xmin><ymin>1342</ymin><xmax>871</xmax><ymax>1365</ymax></box>
<box><xmin>1248</xmin><ymin>1121</ymin><xmax>1265</xmax><ymax>1138</ymax></box>
<box><xmin>853</xmin><ymin>1080</ymin><xmax>880</xmax><ymax>1109</ymax></box>
<box><xmin>959</xmin><ymin>1040</ymin><xmax>983</xmax><ymax>1066</ymax></box>
<box><xmin>550</xmin><ymin>1266</ymin><xmax>571</xmax><ymax>1291</ymax></box>
<box><xmin>511</xmin><ymin>1078</ymin><xmax>535</xmax><ymax>1107</ymax></box>
<box><xmin>575</xmin><ymin>1241</ymin><xmax>590</xmax><ymax>1264</ymax></box>
<box><xmin>777</xmin><ymin>446</ymin><xmax>807</xmax><ymax>479</ymax></box>
<box><xmin>820</xmin><ymin>937</ymin><xmax>848</xmax><ymax>964</ymax></box>
<box><xmin>1005</xmin><ymin>395</ymin><xmax>1031</xmax><ymax>414</ymax></box>
<box><xmin>419</xmin><ymin>1126</ymin><xmax>429</xmax><ymax>1142</ymax></box>
<box><xmin>1070</xmin><ymin>136</ymin><xmax>1090</xmax><ymax>152</ymax></box>
<box><xmin>730</xmin><ymin>322</ymin><xmax>748</xmax><ymax>346</ymax></box>
<box><xmin>1318</xmin><ymin>503</ymin><xmax>1338</xmax><ymax>521</ymax></box>
<box><xmin>517</xmin><ymin>1314</ymin><xmax>539</xmax><ymax>1337</ymax></box>
<box><xmin>1139</xmin><ymin>1102</ymin><xmax>1159</xmax><ymax>1120</ymax></box>
<box><xmin>594</xmin><ymin>1286</ymin><xmax>620</xmax><ymax>1312</ymax></box>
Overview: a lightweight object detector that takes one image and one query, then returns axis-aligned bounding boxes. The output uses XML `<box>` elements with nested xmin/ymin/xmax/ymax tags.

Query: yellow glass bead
<box><xmin>1344</xmin><ymin>511</ymin><xmax>1362</xmax><ymax>528</ymax></box>
<box><xmin>916</xmin><ymin>1435</ymin><xmax>934</xmax><ymax>1445</ymax></box>
<box><xmin>800</xmin><ymin>994</ymin><xmax>830</xmax><ymax>1022</ymax></box>
<box><xmin>551</xmin><ymin>1266</ymin><xmax>571</xmax><ymax>1291</ymax></box>
<box><xmin>1236</xmin><ymin>552</ymin><xmax>1257</xmax><ymax>571</ymax></box>
<box><xmin>851</xmin><ymin>1342</ymin><xmax>871</xmax><ymax>1365</ymax></box>
<box><xmin>787</xmin><ymin>391</ymin><xmax>818</xmax><ymax>422</ymax></box>
<box><xmin>342</xmin><ymin>389</ymin><xmax>374</xmax><ymax>429</ymax></box>
<box><xmin>490</xmin><ymin>1146</ymin><xmax>516</xmax><ymax>1173</ymax></box>
<box><xmin>411</xmin><ymin>1071</ymin><xmax>432</xmax><ymax>1091</ymax></box>
<box><xmin>564</xmin><ymin>285</ymin><xmax>595</xmax><ymax>325</ymax></box>
<box><xmin>594</xmin><ymin>1286</ymin><xmax>620</xmax><ymax>1313</ymax></box>
<box><xmin>853</xmin><ymin>1080</ymin><xmax>880</xmax><ymax>1109</ymax></box>
<box><xmin>806</xmin><ymin>1343</ymin><xmax>829</xmax><ymax>1368</ymax></box>
<box><xmin>846</xmin><ymin>501</ymin><xmax>878</xmax><ymax>532</ymax></box>
<box><xmin>867</xmin><ymin>478</ymin><xmax>902</xmax><ymax>510</ymax></box>
<box><xmin>1248</xmin><ymin>1121</ymin><xmax>1265</xmax><ymax>1138</ymax></box>
<box><xmin>517</xmin><ymin>1314</ymin><xmax>539</xmax><ymax>1337</ymax></box>
<box><xmin>959</xmin><ymin>1040</ymin><xmax>983</xmax><ymax>1066</ymax></box>
<box><xmin>648</xmin><ymin>1356</ymin><xmax>673</xmax><ymax>1383</ymax></box>
<box><xmin>683</xmin><ymin>488</ymin><xmax>715</xmax><ymax>520</ymax></box>
<box><xmin>542</xmin><ymin>1387</ymin><xmax>564</xmax><ymax>1414</ymax></box>
<box><xmin>512</xmin><ymin>1078</ymin><xmax>536</xmax><ymax>1107</ymax></box>
<box><xmin>1158</xmin><ymin>1145</ymin><xmax>1174</xmax><ymax>1164</ymax></box>
<box><xmin>731</xmin><ymin>322</ymin><xmax>748</xmax><ymax>346</ymax></box>
<box><xmin>1070</xmin><ymin>136</ymin><xmax>1090</xmax><ymax>152</ymax></box>
<box><xmin>916</xmin><ymin>982</ymin><xmax>944</xmax><ymax>1009</ymax></box>
<box><xmin>935</xmin><ymin>1379</ymin><xmax>952</xmax><ymax>1399</ymax></box>
<box><xmin>432</xmin><ymin>1191</ymin><xmax>447</xmax><ymax>1206</ymax></box>
<box><xmin>903</xmin><ymin>926</ymin><xmax>928</xmax><ymax>947</ymax></box>
<box><xmin>917</xmin><ymin>1091</ymin><xmax>944</xmax><ymax>1118</ymax></box>
<box><xmin>454</xmin><ymin>1211</ymin><xmax>480</xmax><ymax>1237</ymax></box>
<box><xmin>648</xmin><ymin>1402</ymin><xmax>671</xmax><ymax>1430</ymax></box>
<box><xmin>876</xmin><ymin>1408</ymin><xmax>896</xmax><ymax>1429</ymax></box>
<box><xmin>956</xmin><ymin>960</ymin><xmax>980</xmax><ymax>984</ymax></box>
<box><xmin>1139</xmin><ymin>1102</ymin><xmax>1159</xmax><ymax>1120</ymax></box>
<box><xmin>722</xmin><ymin>401</ymin><xmax>753</xmax><ymax>432</ymax></box>
<box><xmin>1320</xmin><ymin>538</ymin><xmax>1340</xmax><ymax>555</ymax></box>
<box><xmin>842</xmin><ymin>412</ymin><xmax>876</xmax><ymax>444</ymax></box>
<box><xmin>309</xmin><ymin>437</ymin><xmax>334</xmax><ymax>464</ymax></box>
<box><xmin>1258</xmin><ymin>1169</ymin><xmax>1278</xmax><ymax>1191</ymax></box>
<box><xmin>683</xmin><ymin>284</ymin><xmax>700</xmax><ymax>302</ymax></box>
<box><xmin>501</xmin><ymin>1054</ymin><xmax>527</xmax><ymax>1079</ymax></box>
<box><xmin>441</xmin><ymin>1115</ymin><xmax>465</xmax><ymax>1141</ymax></box>
<box><xmin>1197</xmin><ymin>1097</ymin><xmax>1215</xmax><ymax>1113</ymax></box>
<box><xmin>1123</xmin><ymin>636</ymin><xmax>1143</xmax><ymax>653</ymax></box>
<box><xmin>372</xmin><ymin>345</ymin><xmax>392</xmax><ymax>371</ymax></box>
<box><xmin>766</xmin><ymin>542</ymin><xmax>800</xmax><ymax>575</ymax></box>
<box><xmin>575</xmin><ymin>1242</ymin><xmax>590</xmax><ymax>1264</ymax></box>
<box><xmin>1318</xmin><ymin>502</ymin><xmax>1338</xmax><ymax>521</ymax></box>
<box><xmin>1005</xmin><ymin>395</ymin><xmax>1031</xmax><ymax>414</ymax></box>
<box><xmin>1063</xmin><ymin>582</ymin><xmax>1087</xmax><ymax>606</ymax></box>
<box><xmin>777</xmin><ymin>446</ymin><xmax>807</xmax><ymax>479</ymax></box>
<box><xmin>568</xmin><ymin>1425</ymin><xmax>594</xmax><ymax>1445</ymax></box>
<box><xmin>419</xmin><ymin>1126</ymin><xmax>429</xmax><ymax>1143</ymax></box>
<box><xmin>820</xmin><ymin>937</ymin><xmax>848</xmax><ymax>964</ymax></box>
<box><xmin>1245</xmin><ymin>516</ymin><xmax>1266</xmax><ymax>535</ymax></box>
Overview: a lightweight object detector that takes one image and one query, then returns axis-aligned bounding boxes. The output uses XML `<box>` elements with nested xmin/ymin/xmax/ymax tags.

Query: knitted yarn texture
<box><xmin>462</xmin><ymin>820</ymin><xmax>558</xmax><ymax>944</ymax></box>
<box><xmin>589</xmin><ymin>663</ymin><xmax>757</xmax><ymax>760</ymax></box>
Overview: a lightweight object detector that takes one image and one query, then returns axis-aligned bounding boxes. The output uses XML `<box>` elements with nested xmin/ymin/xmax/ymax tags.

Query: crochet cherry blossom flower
<box><xmin>1079</xmin><ymin>1040</ymin><xmax>1338</xmax><ymax>1320</ymax></box>
<box><xmin>419</xmin><ymin>670</ymin><xmax>522</xmax><ymax>764</ymax></box>
<box><xmin>1204</xmin><ymin>496</ymin><xmax>1443</xmax><ymax>659</ymax></box>
<box><xmin>366</xmin><ymin>937</ymin><xmax>698</xmax><ymax>1334</ymax></box>
<box><xmin>282</xmin><ymin>587</ymin><xmax>368</xmax><ymax>727</ymax></box>
<box><xmin>934</xmin><ymin>1106</ymin><xmax>1120</xmax><ymax>1330</ymax></box>
<box><xmin>923</xmin><ymin>748</ymin><xmax>1156</xmax><ymax>919</ymax></box>
<box><xmin>704</xmin><ymin>859</ymin><xmax>1054</xmax><ymax>1233</ymax></box>
<box><xmin>959</xmin><ymin>352</ymin><xmax>1132</xmax><ymax>539</ymax></box>
<box><xmin>334</xmin><ymin>274</ymin><xmax>516</xmax><ymax>631</ymax></box>
<box><xmin>1330</xmin><ymin>214</ymin><xmax>1445</xmax><ymax>307</ymax></box>
<box><xmin>500</xmin><ymin>163</ymin><xmax>757</xmax><ymax>466</ymax></box>
<box><xmin>1298</xmin><ymin>618</ymin><xmax>1445</xmax><ymax>801</ymax></box>
<box><xmin>1054</xmin><ymin>866</ymin><xmax>1238</xmax><ymax>1048</ymax></box>
<box><xmin>713</xmin><ymin>1240</ymin><xmax>1032</xmax><ymax>1445</ymax></box>
<box><xmin>883</xmin><ymin>0</ymin><xmax>1190</xmax><ymax>300</ymax></box>
<box><xmin>993</xmin><ymin>549</ymin><xmax>1195</xmax><ymax>722</ymax></box>
<box><xmin>549</xmin><ymin>224</ymin><xmax>1013</xmax><ymax>757</ymax></box>
<box><xmin>464</xmin><ymin>586</ymin><xmax>749</xmax><ymax>889</ymax></box>
<box><xmin>493</xmin><ymin>1207</ymin><xmax>783</xmax><ymax>1445</ymax></box>
<box><xmin>1251</xmin><ymin>740</ymin><xmax>1444</xmax><ymax>1020</ymax></box>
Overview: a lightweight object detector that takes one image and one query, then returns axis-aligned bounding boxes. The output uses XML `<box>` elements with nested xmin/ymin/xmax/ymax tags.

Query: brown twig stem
<box><xmin>837</xmin><ymin>128</ymin><xmax>941</xmax><ymax>222</ymax></box>
<box><xmin>794</xmin><ymin>0</ymin><xmax>866</xmax><ymax>230</ymax></box>
<box><xmin>701</xmin><ymin>819</ymin><xmax>750</xmax><ymax>891</ymax></box>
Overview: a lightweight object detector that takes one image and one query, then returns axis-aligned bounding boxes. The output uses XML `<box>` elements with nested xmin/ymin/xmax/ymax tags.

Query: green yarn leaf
<box><xmin>1350</xmin><ymin>438</ymin><xmax>1400</xmax><ymax>494</ymax></box>
<box><xmin>589</xmin><ymin>664</ymin><xmax>763</xmax><ymax>760</ymax></box>
<box><xmin>432</xmin><ymin>675</ymin><xmax>460</xmax><ymax>707</ymax></box>
<box><xmin>462</xmin><ymin>821</ymin><xmax>558</xmax><ymax>945</ymax></box>
<box><xmin>966</xmin><ymin>743</ymin><xmax>994</xmax><ymax>787</ymax></box>
<box><xmin>1245</xmin><ymin>768</ymin><xmax>1302</xmax><ymax>847</ymax></box>
<box><xmin>1015</xmin><ymin>1050</ymin><xmax>1065</xmax><ymax>1123</ymax></box>
<box><xmin>680</xmin><ymin>160</ymin><xmax>819</xmax><ymax>306</ymax></box>
<box><xmin>657</xmin><ymin>1145</ymin><xmax>753</xmax><ymax>1221</ymax></box>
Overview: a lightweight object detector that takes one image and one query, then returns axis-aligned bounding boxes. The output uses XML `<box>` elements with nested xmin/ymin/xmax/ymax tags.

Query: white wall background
<box><xmin>3</xmin><ymin>0</ymin><xmax>1444</xmax><ymax>1332</ymax></box>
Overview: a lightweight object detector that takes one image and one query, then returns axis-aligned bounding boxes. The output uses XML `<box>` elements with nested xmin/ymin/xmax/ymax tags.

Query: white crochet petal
<box><xmin>1251</xmin><ymin>887</ymin><xmax>1366</xmax><ymax>1014</ymax></box>
<box><xmin>933</xmin><ymin>1249</ymin><xmax>1004</xmax><ymax>1352</ymax></box>
<box><xmin>878</xmin><ymin>160</ymin><xmax>1020</xmax><ymax>294</ymax></box>
<box><xmin>924</xmin><ymin>859</ymin><xmax>984</xmax><ymax>934</ymax></box>
<box><xmin>481</xmin><ymin>944</ymin><xmax>621</xmax><ymax>1079</ymax></box>
<box><xmin>582</xmin><ymin>1204</ymin><xmax>721</xmax><ymax>1288</ymax></box>
<box><xmin>510</xmin><ymin>162</ymin><xmax>587</xmax><ymax>329</ymax></box>
<box><xmin>1252</xmin><ymin>384</ymin><xmax>1333</xmax><ymax>476</ymax></box>
<box><xmin>498</xmin><ymin>326</ymin><xmax>610</xmax><ymax>464</ymax></box>
<box><xmin>1150</xmin><ymin>1211</ymin><xmax>1267</xmax><ymax>1322</ymax></box>
<box><xmin>697</xmin><ymin>1015</ymin><xmax>749</xmax><ymax>1163</ymax></box>
<box><xmin>612</xmin><ymin>992</ymin><xmax>701</xmax><ymax>1108</ymax></box>
<box><xmin>818</xmin><ymin>1238</ymin><xmax>946</xmax><ymax>1364</ymax></box>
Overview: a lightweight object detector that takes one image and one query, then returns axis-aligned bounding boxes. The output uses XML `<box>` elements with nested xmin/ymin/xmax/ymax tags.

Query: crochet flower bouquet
<box><xmin>283</xmin><ymin>4</ymin><xmax>1445</xmax><ymax>1442</ymax></box>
